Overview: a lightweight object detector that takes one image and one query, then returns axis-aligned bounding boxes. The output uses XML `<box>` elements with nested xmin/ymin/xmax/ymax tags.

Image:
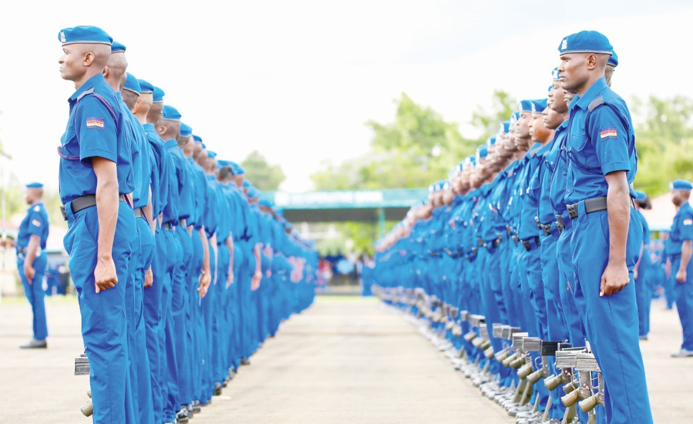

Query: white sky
<box><xmin>0</xmin><ymin>0</ymin><xmax>691</xmax><ymax>192</ymax></box>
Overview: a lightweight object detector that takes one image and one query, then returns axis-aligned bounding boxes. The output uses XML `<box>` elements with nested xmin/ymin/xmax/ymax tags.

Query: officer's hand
<box><xmin>251</xmin><ymin>271</ymin><xmax>262</xmax><ymax>290</ymax></box>
<box><xmin>266</xmin><ymin>270</ymin><xmax>272</xmax><ymax>278</ymax></box>
<box><xmin>24</xmin><ymin>264</ymin><xmax>35</xmax><ymax>284</ymax></box>
<box><xmin>226</xmin><ymin>271</ymin><xmax>234</xmax><ymax>288</ymax></box>
<box><xmin>144</xmin><ymin>268</ymin><xmax>153</xmax><ymax>289</ymax></box>
<box><xmin>199</xmin><ymin>272</ymin><xmax>211</xmax><ymax>297</ymax></box>
<box><xmin>94</xmin><ymin>256</ymin><xmax>118</xmax><ymax>293</ymax></box>
<box><xmin>676</xmin><ymin>268</ymin><xmax>687</xmax><ymax>284</ymax></box>
<box><xmin>600</xmin><ymin>260</ymin><xmax>629</xmax><ymax>296</ymax></box>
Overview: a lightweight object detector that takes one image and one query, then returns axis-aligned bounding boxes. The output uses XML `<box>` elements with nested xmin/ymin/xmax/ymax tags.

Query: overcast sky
<box><xmin>1</xmin><ymin>0</ymin><xmax>691</xmax><ymax>192</ymax></box>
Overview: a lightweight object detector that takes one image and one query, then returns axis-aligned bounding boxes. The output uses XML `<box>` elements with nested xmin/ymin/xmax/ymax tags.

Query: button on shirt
<box><xmin>17</xmin><ymin>203</ymin><xmax>50</xmax><ymax>250</ymax></box>
<box><xmin>564</xmin><ymin>77</ymin><xmax>637</xmax><ymax>204</ymax></box>
<box><xmin>59</xmin><ymin>74</ymin><xmax>134</xmax><ymax>204</ymax></box>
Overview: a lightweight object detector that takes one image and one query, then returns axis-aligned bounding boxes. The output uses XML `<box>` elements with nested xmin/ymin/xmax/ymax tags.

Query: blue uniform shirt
<box><xmin>519</xmin><ymin>142</ymin><xmax>553</xmax><ymax>239</ymax></box>
<box><xmin>549</xmin><ymin>121</ymin><xmax>569</xmax><ymax>216</ymax></box>
<box><xmin>669</xmin><ymin>202</ymin><xmax>693</xmax><ymax>256</ymax></box>
<box><xmin>189</xmin><ymin>159</ymin><xmax>209</xmax><ymax>230</ymax></box>
<box><xmin>143</xmin><ymin>124</ymin><xmax>169</xmax><ymax>218</ymax></box>
<box><xmin>117</xmin><ymin>93</ymin><xmax>143</xmax><ymax>207</ymax></box>
<box><xmin>17</xmin><ymin>203</ymin><xmax>50</xmax><ymax>250</ymax></box>
<box><xmin>59</xmin><ymin>74</ymin><xmax>134</xmax><ymax>204</ymax></box>
<box><xmin>565</xmin><ymin>77</ymin><xmax>637</xmax><ymax>204</ymax></box>
<box><xmin>166</xmin><ymin>143</ymin><xmax>192</xmax><ymax>221</ymax></box>
<box><xmin>131</xmin><ymin>118</ymin><xmax>152</xmax><ymax>209</ymax></box>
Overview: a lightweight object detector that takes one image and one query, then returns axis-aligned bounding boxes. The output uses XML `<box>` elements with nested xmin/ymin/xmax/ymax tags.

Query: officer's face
<box><xmin>549</xmin><ymin>81</ymin><xmax>568</xmax><ymax>113</ymax></box>
<box><xmin>529</xmin><ymin>113</ymin><xmax>551</xmax><ymax>142</ymax></box>
<box><xmin>543</xmin><ymin>107</ymin><xmax>564</xmax><ymax>130</ymax></box>
<box><xmin>558</xmin><ymin>53</ymin><xmax>590</xmax><ymax>91</ymax></box>
<box><xmin>516</xmin><ymin>112</ymin><xmax>531</xmax><ymax>139</ymax></box>
<box><xmin>59</xmin><ymin>45</ymin><xmax>89</xmax><ymax>81</ymax></box>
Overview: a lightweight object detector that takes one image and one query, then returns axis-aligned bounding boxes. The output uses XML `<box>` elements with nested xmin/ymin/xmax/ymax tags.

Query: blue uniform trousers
<box><xmin>477</xmin><ymin>247</ymin><xmax>505</xmax><ymax>379</ymax></box>
<box><xmin>189</xmin><ymin>229</ymin><xmax>204</xmax><ymax>403</ymax></box>
<box><xmin>214</xmin><ymin>243</ymin><xmax>230</xmax><ymax>383</ymax></box>
<box><xmin>18</xmin><ymin>252</ymin><xmax>48</xmax><ymax>340</ymax></box>
<box><xmin>634</xmin><ymin>254</ymin><xmax>652</xmax><ymax>338</ymax></box>
<box><xmin>173</xmin><ymin>225</ymin><xmax>192</xmax><ymax>407</ymax></box>
<box><xmin>145</xmin><ymin>226</ymin><xmax>166</xmax><ymax>423</ymax></box>
<box><xmin>671</xmin><ymin>257</ymin><xmax>693</xmax><ymax>351</ymax></box>
<box><xmin>162</xmin><ymin>227</ymin><xmax>181</xmax><ymax>421</ymax></box>
<box><xmin>134</xmin><ymin>217</ymin><xmax>155</xmax><ymax>424</ymax></box>
<box><xmin>200</xmin><ymin>240</ymin><xmax>216</xmax><ymax>403</ymax></box>
<box><xmin>63</xmin><ymin>201</ymin><xmax>137</xmax><ymax>424</ymax></box>
<box><xmin>569</xmin><ymin>206</ymin><xmax>653</xmax><ymax>424</ymax></box>
<box><xmin>539</xmin><ymin>232</ymin><xmax>567</xmax><ymax>420</ymax></box>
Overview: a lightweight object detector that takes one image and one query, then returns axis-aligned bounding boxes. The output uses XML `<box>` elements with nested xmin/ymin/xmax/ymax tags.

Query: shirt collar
<box><xmin>574</xmin><ymin>77</ymin><xmax>608</xmax><ymax>111</ymax></box>
<box><xmin>69</xmin><ymin>74</ymin><xmax>106</xmax><ymax>102</ymax></box>
<box><xmin>164</xmin><ymin>139</ymin><xmax>178</xmax><ymax>149</ymax></box>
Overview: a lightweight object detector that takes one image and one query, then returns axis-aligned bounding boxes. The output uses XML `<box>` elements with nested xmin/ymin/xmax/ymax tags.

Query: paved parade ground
<box><xmin>1</xmin><ymin>295</ymin><xmax>692</xmax><ymax>423</ymax></box>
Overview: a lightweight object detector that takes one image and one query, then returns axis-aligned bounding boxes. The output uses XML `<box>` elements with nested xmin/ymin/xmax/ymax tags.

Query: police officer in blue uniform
<box><xmin>558</xmin><ymin>30</ymin><xmax>652</xmax><ymax>423</ymax></box>
<box><xmin>668</xmin><ymin>179</ymin><xmax>693</xmax><ymax>358</ymax></box>
<box><xmin>17</xmin><ymin>182</ymin><xmax>50</xmax><ymax>349</ymax></box>
<box><xmin>58</xmin><ymin>25</ymin><xmax>138</xmax><ymax>423</ymax></box>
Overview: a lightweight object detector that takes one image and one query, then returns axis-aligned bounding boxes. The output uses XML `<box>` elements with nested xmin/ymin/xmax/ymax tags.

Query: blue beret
<box><xmin>498</xmin><ymin>121</ymin><xmax>511</xmax><ymax>134</ymax></box>
<box><xmin>59</xmin><ymin>26</ymin><xmax>112</xmax><ymax>46</ymax></box>
<box><xmin>552</xmin><ymin>67</ymin><xmax>561</xmax><ymax>80</ymax></box>
<box><xmin>670</xmin><ymin>180</ymin><xmax>693</xmax><ymax>191</ymax></box>
<box><xmin>162</xmin><ymin>105</ymin><xmax>181</xmax><ymax>121</ymax></box>
<box><xmin>428</xmin><ymin>182</ymin><xmax>437</xmax><ymax>193</ymax></box>
<box><xmin>138</xmin><ymin>79</ymin><xmax>153</xmax><ymax>94</ymax></box>
<box><xmin>247</xmin><ymin>187</ymin><xmax>259</xmax><ymax>198</ymax></box>
<box><xmin>511</xmin><ymin>112</ymin><xmax>520</xmax><ymax>122</ymax></box>
<box><xmin>608</xmin><ymin>50</ymin><xmax>619</xmax><ymax>67</ymax></box>
<box><xmin>26</xmin><ymin>182</ymin><xmax>43</xmax><ymax>189</ymax></box>
<box><xmin>454</xmin><ymin>161</ymin><xmax>466</xmax><ymax>173</ymax></box>
<box><xmin>476</xmin><ymin>145</ymin><xmax>488</xmax><ymax>160</ymax></box>
<box><xmin>465</xmin><ymin>155</ymin><xmax>477</xmax><ymax>167</ymax></box>
<box><xmin>518</xmin><ymin>100</ymin><xmax>533</xmax><ymax>112</ymax></box>
<box><xmin>558</xmin><ymin>30</ymin><xmax>613</xmax><ymax>56</ymax></box>
<box><xmin>111</xmin><ymin>41</ymin><xmax>126</xmax><ymax>53</ymax></box>
<box><xmin>486</xmin><ymin>136</ymin><xmax>497</xmax><ymax>147</ymax></box>
<box><xmin>242</xmin><ymin>180</ymin><xmax>251</xmax><ymax>188</ymax></box>
<box><xmin>633</xmin><ymin>190</ymin><xmax>647</xmax><ymax>201</ymax></box>
<box><xmin>152</xmin><ymin>86</ymin><xmax>165</xmax><ymax>103</ymax></box>
<box><xmin>193</xmin><ymin>134</ymin><xmax>202</xmax><ymax>143</ymax></box>
<box><xmin>122</xmin><ymin>73</ymin><xmax>141</xmax><ymax>95</ymax></box>
<box><xmin>179</xmin><ymin>123</ymin><xmax>192</xmax><ymax>137</ymax></box>
<box><xmin>259</xmin><ymin>199</ymin><xmax>274</xmax><ymax>208</ymax></box>
<box><xmin>531</xmin><ymin>99</ymin><xmax>548</xmax><ymax>114</ymax></box>
<box><xmin>201</xmin><ymin>143</ymin><xmax>207</xmax><ymax>149</ymax></box>
<box><xmin>207</xmin><ymin>150</ymin><xmax>217</xmax><ymax>159</ymax></box>
<box><xmin>230</xmin><ymin>162</ymin><xmax>246</xmax><ymax>175</ymax></box>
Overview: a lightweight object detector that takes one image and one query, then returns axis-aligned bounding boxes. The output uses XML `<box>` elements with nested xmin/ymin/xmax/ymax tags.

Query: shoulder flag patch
<box><xmin>31</xmin><ymin>219</ymin><xmax>41</xmax><ymax>227</ymax></box>
<box><xmin>684</xmin><ymin>219</ymin><xmax>693</xmax><ymax>226</ymax></box>
<box><xmin>86</xmin><ymin>117</ymin><xmax>105</xmax><ymax>130</ymax></box>
<box><xmin>600</xmin><ymin>128</ymin><xmax>617</xmax><ymax>139</ymax></box>
<box><xmin>33</xmin><ymin>205</ymin><xmax>40</xmax><ymax>212</ymax></box>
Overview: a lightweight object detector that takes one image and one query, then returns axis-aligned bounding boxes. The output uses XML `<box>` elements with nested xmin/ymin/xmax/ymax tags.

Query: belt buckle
<box><xmin>521</xmin><ymin>240</ymin><xmax>531</xmax><ymax>251</ymax></box>
<box><xmin>493</xmin><ymin>238</ymin><xmax>501</xmax><ymax>248</ymax></box>
<box><xmin>543</xmin><ymin>224</ymin><xmax>551</xmax><ymax>237</ymax></box>
<box><xmin>60</xmin><ymin>205</ymin><xmax>67</xmax><ymax>221</ymax></box>
<box><xmin>567</xmin><ymin>204</ymin><xmax>578</xmax><ymax>219</ymax></box>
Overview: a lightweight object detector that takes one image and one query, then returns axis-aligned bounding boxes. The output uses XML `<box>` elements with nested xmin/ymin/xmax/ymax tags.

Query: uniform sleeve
<box><xmin>680</xmin><ymin>211</ymin><xmax>693</xmax><ymax>241</ymax></box>
<box><xmin>27</xmin><ymin>209</ymin><xmax>44</xmax><ymax>237</ymax></box>
<box><xmin>589</xmin><ymin>107</ymin><xmax>631</xmax><ymax>176</ymax></box>
<box><xmin>75</xmin><ymin>96</ymin><xmax>119</xmax><ymax>162</ymax></box>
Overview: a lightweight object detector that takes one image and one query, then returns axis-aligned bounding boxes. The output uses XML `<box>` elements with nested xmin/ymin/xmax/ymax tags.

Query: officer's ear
<box><xmin>102</xmin><ymin>65</ymin><xmax>110</xmax><ymax>78</ymax></box>
<box><xmin>132</xmin><ymin>101</ymin><xmax>140</xmax><ymax>115</ymax></box>
<box><xmin>83</xmin><ymin>52</ymin><xmax>95</xmax><ymax>67</ymax></box>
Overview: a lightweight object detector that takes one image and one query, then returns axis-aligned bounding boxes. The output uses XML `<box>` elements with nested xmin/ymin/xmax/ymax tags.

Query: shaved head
<box><xmin>59</xmin><ymin>43</ymin><xmax>112</xmax><ymax>88</ymax></box>
<box><xmin>104</xmin><ymin>51</ymin><xmax>128</xmax><ymax>91</ymax></box>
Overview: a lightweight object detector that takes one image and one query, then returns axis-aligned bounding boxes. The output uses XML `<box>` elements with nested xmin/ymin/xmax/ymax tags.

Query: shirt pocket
<box><xmin>58</xmin><ymin>127</ymin><xmax>80</xmax><ymax>161</ymax></box>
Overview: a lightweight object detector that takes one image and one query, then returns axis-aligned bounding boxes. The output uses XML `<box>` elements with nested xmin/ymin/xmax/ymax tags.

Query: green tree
<box><xmin>311</xmin><ymin>92</ymin><xmax>516</xmax><ymax>255</ymax></box>
<box><xmin>632</xmin><ymin>95</ymin><xmax>693</xmax><ymax>197</ymax></box>
<box><xmin>241</xmin><ymin>150</ymin><xmax>286</xmax><ymax>191</ymax></box>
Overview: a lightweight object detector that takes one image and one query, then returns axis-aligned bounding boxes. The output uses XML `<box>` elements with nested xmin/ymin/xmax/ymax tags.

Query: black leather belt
<box><xmin>163</xmin><ymin>222</ymin><xmax>173</xmax><ymax>231</ymax></box>
<box><xmin>134</xmin><ymin>208</ymin><xmax>144</xmax><ymax>218</ymax></box>
<box><xmin>672</xmin><ymin>253</ymin><xmax>682</xmax><ymax>259</ymax></box>
<box><xmin>521</xmin><ymin>236</ymin><xmax>541</xmax><ymax>252</ymax></box>
<box><xmin>61</xmin><ymin>194</ymin><xmax>127</xmax><ymax>221</ymax></box>
<box><xmin>566</xmin><ymin>197</ymin><xmax>607</xmax><ymax>219</ymax></box>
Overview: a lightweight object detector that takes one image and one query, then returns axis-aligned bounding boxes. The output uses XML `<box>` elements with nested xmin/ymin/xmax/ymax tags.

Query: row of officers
<box><xmin>371</xmin><ymin>30</ymin><xmax>693</xmax><ymax>424</ymax></box>
<box><xmin>16</xmin><ymin>25</ymin><xmax>318</xmax><ymax>424</ymax></box>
